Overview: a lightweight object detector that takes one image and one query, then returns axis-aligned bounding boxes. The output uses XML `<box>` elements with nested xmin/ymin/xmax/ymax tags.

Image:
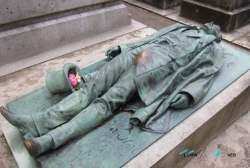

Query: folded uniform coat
<box><xmin>113</xmin><ymin>25</ymin><xmax>224</xmax><ymax>133</ymax></box>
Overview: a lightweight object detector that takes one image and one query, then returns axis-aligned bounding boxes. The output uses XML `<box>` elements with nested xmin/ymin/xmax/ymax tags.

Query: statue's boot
<box><xmin>24</xmin><ymin>134</ymin><xmax>54</xmax><ymax>157</ymax></box>
<box><xmin>23</xmin><ymin>99</ymin><xmax>114</xmax><ymax>157</ymax></box>
<box><xmin>0</xmin><ymin>107</ymin><xmax>39</xmax><ymax>138</ymax></box>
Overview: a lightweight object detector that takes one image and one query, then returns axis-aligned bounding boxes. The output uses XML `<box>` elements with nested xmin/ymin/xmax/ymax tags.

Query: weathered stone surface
<box><xmin>0</xmin><ymin>4</ymin><xmax>131</xmax><ymax>67</ymax></box>
<box><xmin>0</xmin><ymin>0</ymin><xmax>121</xmax><ymax>26</ymax></box>
<box><xmin>184</xmin><ymin>110</ymin><xmax>250</xmax><ymax>168</ymax></box>
<box><xmin>180</xmin><ymin>0</ymin><xmax>250</xmax><ymax>32</ymax></box>
<box><xmin>0</xmin><ymin>120</ymin><xmax>17</xmax><ymax>168</ymax></box>
<box><xmin>0</xmin><ymin>0</ymin><xmax>132</xmax><ymax>73</ymax></box>
<box><xmin>137</xmin><ymin>0</ymin><xmax>181</xmax><ymax>9</ymax></box>
<box><xmin>233</xmin><ymin>32</ymin><xmax>250</xmax><ymax>50</ymax></box>
<box><xmin>124</xmin><ymin>0</ymin><xmax>180</xmax><ymax>16</ymax></box>
<box><xmin>194</xmin><ymin>0</ymin><xmax>250</xmax><ymax>11</ymax></box>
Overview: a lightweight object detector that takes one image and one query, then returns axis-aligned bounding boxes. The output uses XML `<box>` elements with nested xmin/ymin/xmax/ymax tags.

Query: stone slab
<box><xmin>124</xmin><ymin>0</ymin><xmax>250</xmax><ymax>51</ymax></box>
<box><xmin>0</xmin><ymin>1</ymin><xmax>123</xmax><ymax>32</ymax></box>
<box><xmin>0</xmin><ymin>0</ymin><xmax>120</xmax><ymax>26</ymax></box>
<box><xmin>0</xmin><ymin>4</ymin><xmax>131</xmax><ymax>67</ymax></box>
<box><xmin>124</xmin><ymin>0</ymin><xmax>250</xmax><ymax>43</ymax></box>
<box><xmin>193</xmin><ymin>0</ymin><xmax>250</xmax><ymax>11</ymax></box>
<box><xmin>222</xmin><ymin>23</ymin><xmax>250</xmax><ymax>42</ymax></box>
<box><xmin>124</xmin><ymin>0</ymin><xmax>180</xmax><ymax>16</ymax></box>
<box><xmin>4</xmin><ymin>40</ymin><xmax>250</xmax><ymax>167</ymax></box>
<box><xmin>183</xmin><ymin>109</ymin><xmax>250</xmax><ymax>167</ymax></box>
<box><xmin>137</xmin><ymin>0</ymin><xmax>181</xmax><ymax>9</ymax></box>
<box><xmin>0</xmin><ymin>20</ymin><xmax>146</xmax><ymax>77</ymax></box>
<box><xmin>180</xmin><ymin>0</ymin><xmax>250</xmax><ymax>32</ymax></box>
<box><xmin>233</xmin><ymin>32</ymin><xmax>250</xmax><ymax>50</ymax></box>
<box><xmin>165</xmin><ymin>12</ymin><xmax>250</xmax><ymax>44</ymax></box>
<box><xmin>1</xmin><ymin>121</ymin><xmax>39</xmax><ymax>168</ymax></box>
<box><xmin>165</xmin><ymin>11</ymin><xmax>202</xmax><ymax>27</ymax></box>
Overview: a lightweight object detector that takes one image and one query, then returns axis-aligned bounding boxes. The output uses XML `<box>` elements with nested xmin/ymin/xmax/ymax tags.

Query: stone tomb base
<box><xmin>2</xmin><ymin>26</ymin><xmax>250</xmax><ymax>167</ymax></box>
<box><xmin>137</xmin><ymin>0</ymin><xmax>181</xmax><ymax>9</ymax></box>
<box><xmin>180</xmin><ymin>0</ymin><xmax>250</xmax><ymax>32</ymax></box>
<box><xmin>0</xmin><ymin>1</ymin><xmax>131</xmax><ymax>75</ymax></box>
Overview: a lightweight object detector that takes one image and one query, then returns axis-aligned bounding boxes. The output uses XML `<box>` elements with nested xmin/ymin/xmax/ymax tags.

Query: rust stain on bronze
<box><xmin>123</xmin><ymin>111</ymin><xmax>133</xmax><ymax>115</ymax></box>
<box><xmin>134</xmin><ymin>49</ymin><xmax>152</xmax><ymax>66</ymax></box>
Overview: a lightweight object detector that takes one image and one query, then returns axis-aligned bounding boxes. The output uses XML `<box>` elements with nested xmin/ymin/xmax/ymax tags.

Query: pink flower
<box><xmin>68</xmin><ymin>74</ymin><xmax>78</xmax><ymax>87</ymax></box>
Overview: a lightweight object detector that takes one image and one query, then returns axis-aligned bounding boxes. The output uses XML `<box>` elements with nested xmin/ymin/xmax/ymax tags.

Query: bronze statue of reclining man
<box><xmin>1</xmin><ymin>22</ymin><xmax>224</xmax><ymax>157</ymax></box>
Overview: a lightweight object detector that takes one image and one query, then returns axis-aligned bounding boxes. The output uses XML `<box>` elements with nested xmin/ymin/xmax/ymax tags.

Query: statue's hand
<box><xmin>171</xmin><ymin>93</ymin><xmax>191</xmax><ymax>109</ymax></box>
<box><xmin>105</xmin><ymin>46</ymin><xmax>121</xmax><ymax>59</ymax></box>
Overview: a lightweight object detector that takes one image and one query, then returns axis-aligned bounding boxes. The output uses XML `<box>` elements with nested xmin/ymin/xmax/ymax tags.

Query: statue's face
<box><xmin>200</xmin><ymin>22</ymin><xmax>222</xmax><ymax>43</ymax></box>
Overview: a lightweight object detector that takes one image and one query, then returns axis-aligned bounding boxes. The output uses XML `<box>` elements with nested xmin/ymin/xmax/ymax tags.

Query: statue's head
<box><xmin>200</xmin><ymin>22</ymin><xmax>222</xmax><ymax>43</ymax></box>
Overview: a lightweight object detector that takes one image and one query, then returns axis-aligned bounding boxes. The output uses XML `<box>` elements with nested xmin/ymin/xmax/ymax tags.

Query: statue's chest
<box><xmin>134</xmin><ymin>45</ymin><xmax>172</xmax><ymax>68</ymax></box>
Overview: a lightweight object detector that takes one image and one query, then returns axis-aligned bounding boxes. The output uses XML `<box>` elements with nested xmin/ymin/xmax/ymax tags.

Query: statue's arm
<box><xmin>105</xmin><ymin>24</ymin><xmax>186</xmax><ymax>59</ymax></box>
<box><xmin>170</xmin><ymin>75</ymin><xmax>214</xmax><ymax>109</ymax></box>
<box><xmin>105</xmin><ymin>41</ymin><xmax>149</xmax><ymax>59</ymax></box>
<box><xmin>105</xmin><ymin>28</ymin><xmax>173</xmax><ymax>59</ymax></box>
<box><xmin>105</xmin><ymin>46</ymin><xmax>122</xmax><ymax>59</ymax></box>
<box><xmin>180</xmin><ymin>75</ymin><xmax>214</xmax><ymax>105</ymax></box>
<box><xmin>105</xmin><ymin>43</ymin><xmax>150</xmax><ymax>59</ymax></box>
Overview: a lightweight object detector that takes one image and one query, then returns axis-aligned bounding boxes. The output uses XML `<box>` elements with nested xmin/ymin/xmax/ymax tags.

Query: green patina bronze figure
<box><xmin>1</xmin><ymin>22</ymin><xmax>224</xmax><ymax>157</ymax></box>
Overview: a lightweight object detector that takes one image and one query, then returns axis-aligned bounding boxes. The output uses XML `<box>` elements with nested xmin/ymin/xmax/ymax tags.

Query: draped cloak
<box><xmin>102</xmin><ymin>24</ymin><xmax>224</xmax><ymax>133</ymax></box>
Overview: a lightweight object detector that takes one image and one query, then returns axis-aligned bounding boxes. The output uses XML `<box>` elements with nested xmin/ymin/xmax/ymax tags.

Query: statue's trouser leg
<box><xmin>36</xmin><ymin>66</ymin><xmax>137</xmax><ymax>152</ymax></box>
<box><xmin>32</xmin><ymin>52</ymin><xmax>136</xmax><ymax>136</ymax></box>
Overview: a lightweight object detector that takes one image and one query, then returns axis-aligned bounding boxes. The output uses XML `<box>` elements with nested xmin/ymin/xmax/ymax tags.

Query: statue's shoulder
<box><xmin>145</xmin><ymin>24</ymin><xmax>191</xmax><ymax>42</ymax></box>
<box><xmin>120</xmin><ymin>24</ymin><xmax>193</xmax><ymax>52</ymax></box>
<box><xmin>158</xmin><ymin>23</ymin><xmax>191</xmax><ymax>34</ymax></box>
